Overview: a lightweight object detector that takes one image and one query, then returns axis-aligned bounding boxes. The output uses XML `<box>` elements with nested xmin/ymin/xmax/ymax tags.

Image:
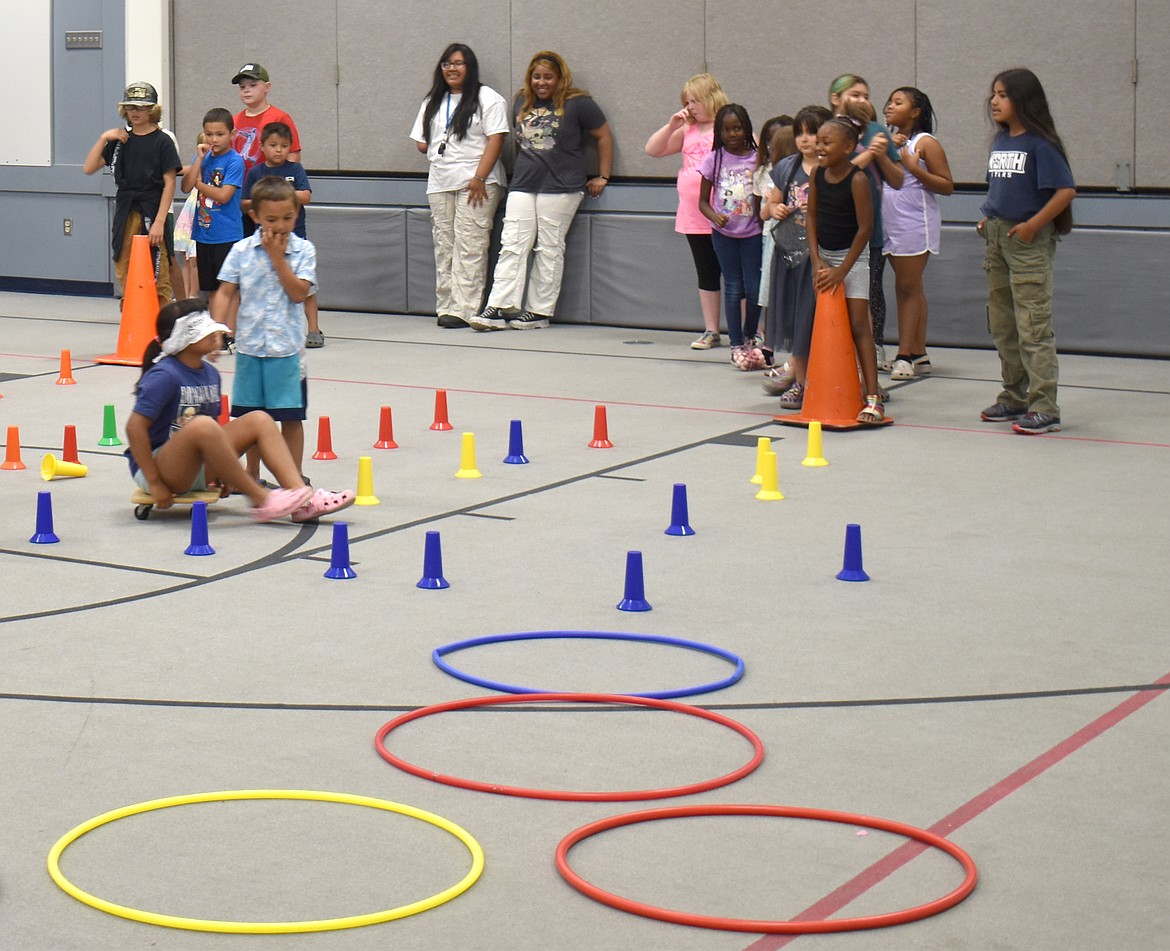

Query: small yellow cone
<box><xmin>750</xmin><ymin>436</ymin><xmax>770</xmax><ymax>484</ymax></box>
<box><xmin>755</xmin><ymin>450</ymin><xmax>784</xmax><ymax>501</ymax></box>
<box><xmin>801</xmin><ymin>421</ymin><xmax>829</xmax><ymax>467</ymax></box>
<box><xmin>41</xmin><ymin>454</ymin><xmax>88</xmax><ymax>480</ymax></box>
<box><xmin>354</xmin><ymin>455</ymin><xmax>380</xmax><ymax>505</ymax></box>
<box><xmin>454</xmin><ymin>432</ymin><xmax>482</xmax><ymax>479</ymax></box>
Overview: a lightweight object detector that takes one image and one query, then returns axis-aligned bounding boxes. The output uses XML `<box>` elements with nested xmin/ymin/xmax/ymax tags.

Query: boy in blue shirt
<box><xmin>182</xmin><ymin>108</ymin><xmax>245</xmax><ymax>300</ymax></box>
<box><xmin>241</xmin><ymin>122</ymin><xmax>324</xmax><ymax>347</ymax></box>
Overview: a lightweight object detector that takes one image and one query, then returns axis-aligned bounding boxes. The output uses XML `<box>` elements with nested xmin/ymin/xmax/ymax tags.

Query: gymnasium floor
<box><xmin>1</xmin><ymin>289</ymin><xmax>1167</xmax><ymax>950</ymax></box>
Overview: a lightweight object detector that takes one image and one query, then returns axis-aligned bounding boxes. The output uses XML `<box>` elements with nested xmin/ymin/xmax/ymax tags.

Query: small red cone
<box><xmin>2</xmin><ymin>425</ymin><xmax>27</xmax><ymax>470</ymax></box>
<box><xmin>430</xmin><ymin>389</ymin><xmax>453</xmax><ymax>431</ymax></box>
<box><xmin>62</xmin><ymin>425</ymin><xmax>80</xmax><ymax>464</ymax></box>
<box><xmin>374</xmin><ymin>405</ymin><xmax>399</xmax><ymax>449</ymax></box>
<box><xmin>312</xmin><ymin>416</ymin><xmax>338</xmax><ymax>460</ymax></box>
<box><xmin>56</xmin><ymin>350</ymin><xmax>77</xmax><ymax>385</ymax></box>
<box><xmin>217</xmin><ymin>394</ymin><xmax>230</xmax><ymax>426</ymax></box>
<box><xmin>589</xmin><ymin>405</ymin><xmax>613</xmax><ymax>448</ymax></box>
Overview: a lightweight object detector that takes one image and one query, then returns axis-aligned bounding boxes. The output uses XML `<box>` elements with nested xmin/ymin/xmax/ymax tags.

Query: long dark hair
<box><xmin>710</xmin><ymin>104</ymin><xmax>756</xmax><ymax>194</ymax></box>
<box><xmin>989</xmin><ymin>68</ymin><xmax>1073</xmax><ymax>233</ymax></box>
<box><xmin>887</xmin><ymin>86</ymin><xmax>936</xmax><ymax>136</ymax></box>
<box><xmin>136</xmin><ymin>298</ymin><xmax>206</xmax><ymax>392</ymax></box>
<box><xmin>421</xmin><ymin>43</ymin><xmax>483</xmax><ymax>144</ymax></box>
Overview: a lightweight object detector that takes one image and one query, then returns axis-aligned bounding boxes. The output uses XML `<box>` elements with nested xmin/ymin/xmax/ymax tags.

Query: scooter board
<box><xmin>131</xmin><ymin>488</ymin><xmax>222</xmax><ymax>520</ymax></box>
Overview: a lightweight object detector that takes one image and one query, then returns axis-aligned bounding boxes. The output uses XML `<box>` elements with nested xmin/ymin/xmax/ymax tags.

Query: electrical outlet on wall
<box><xmin>63</xmin><ymin>218</ymin><xmax>72</xmax><ymax>236</ymax></box>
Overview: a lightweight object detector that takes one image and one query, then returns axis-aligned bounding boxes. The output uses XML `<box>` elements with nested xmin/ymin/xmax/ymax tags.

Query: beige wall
<box><xmin>173</xmin><ymin>1</ymin><xmax>1170</xmax><ymax>187</ymax></box>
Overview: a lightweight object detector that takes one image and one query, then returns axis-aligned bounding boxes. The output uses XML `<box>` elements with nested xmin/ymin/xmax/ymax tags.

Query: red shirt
<box><xmin>232</xmin><ymin>105</ymin><xmax>301</xmax><ymax>171</ymax></box>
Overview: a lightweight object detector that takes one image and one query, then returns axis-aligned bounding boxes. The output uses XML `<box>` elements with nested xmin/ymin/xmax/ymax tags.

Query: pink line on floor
<box><xmin>742</xmin><ymin>672</ymin><xmax>1170</xmax><ymax>950</ymax></box>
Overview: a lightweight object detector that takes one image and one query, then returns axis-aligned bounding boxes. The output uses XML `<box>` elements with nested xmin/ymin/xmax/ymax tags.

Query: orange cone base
<box><xmin>775</xmin><ymin>411</ymin><xmax>894</xmax><ymax>431</ymax></box>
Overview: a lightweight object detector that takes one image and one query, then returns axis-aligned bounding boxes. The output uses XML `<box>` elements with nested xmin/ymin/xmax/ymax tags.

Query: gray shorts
<box><xmin>817</xmin><ymin>246</ymin><xmax>871</xmax><ymax>300</ymax></box>
<box><xmin>132</xmin><ymin>445</ymin><xmax>208</xmax><ymax>493</ymax></box>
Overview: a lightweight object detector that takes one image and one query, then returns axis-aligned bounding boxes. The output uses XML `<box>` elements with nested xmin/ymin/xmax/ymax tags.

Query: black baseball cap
<box><xmin>120</xmin><ymin>82</ymin><xmax>158</xmax><ymax>106</ymax></box>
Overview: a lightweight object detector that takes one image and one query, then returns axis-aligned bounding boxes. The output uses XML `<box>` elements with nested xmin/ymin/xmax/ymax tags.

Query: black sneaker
<box><xmin>1012</xmin><ymin>412</ymin><xmax>1061</xmax><ymax>434</ymax></box>
<box><xmin>219</xmin><ymin>333</ymin><xmax>236</xmax><ymax>354</ymax></box>
<box><xmin>507</xmin><ymin>310</ymin><xmax>550</xmax><ymax>330</ymax></box>
<box><xmin>467</xmin><ymin>306</ymin><xmax>508</xmax><ymax>331</ymax></box>
<box><xmin>980</xmin><ymin>401</ymin><xmax>1027</xmax><ymax>422</ymax></box>
<box><xmin>436</xmin><ymin>315</ymin><xmax>466</xmax><ymax>328</ymax></box>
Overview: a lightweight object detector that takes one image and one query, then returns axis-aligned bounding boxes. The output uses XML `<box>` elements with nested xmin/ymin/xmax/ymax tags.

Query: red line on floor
<box><xmin>742</xmin><ymin>670</ymin><xmax>1170</xmax><ymax>949</ymax></box>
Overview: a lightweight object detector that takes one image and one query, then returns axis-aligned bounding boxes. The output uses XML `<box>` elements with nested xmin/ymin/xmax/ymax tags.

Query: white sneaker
<box><xmin>876</xmin><ymin>345</ymin><xmax>892</xmax><ymax>372</ymax></box>
<box><xmin>691</xmin><ymin>331</ymin><xmax>721</xmax><ymax>350</ymax></box>
<box><xmin>890</xmin><ymin>359</ymin><xmax>915</xmax><ymax>381</ymax></box>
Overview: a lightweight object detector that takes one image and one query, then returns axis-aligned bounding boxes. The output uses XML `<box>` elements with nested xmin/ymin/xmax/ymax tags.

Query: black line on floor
<box><xmin>0</xmin><ymin>547</ymin><xmax>203</xmax><ymax>579</ymax></box>
<box><xmin>594</xmin><ymin>474</ymin><xmax>646</xmax><ymax>482</ymax></box>
<box><xmin>458</xmin><ymin>512</ymin><xmax>516</xmax><ymax>520</ymax></box>
<box><xmin>1</xmin><ymin>682</ymin><xmax>1165</xmax><ymax>713</ymax></box>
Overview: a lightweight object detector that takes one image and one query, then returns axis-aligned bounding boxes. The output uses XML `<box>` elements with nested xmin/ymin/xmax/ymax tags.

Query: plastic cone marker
<box><xmin>801</xmin><ymin>421</ymin><xmax>829</xmax><ymax>467</ymax></box>
<box><xmin>374</xmin><ymin>406</ymin><xmax>398</xmax><ymax>449</ymax></box>
<box><xmin>312</xmin><ymin>416</ymin><xmax>338</xmax><ymax>460</ymax></box>
<box><xmin>755</xmin><ymin>451</ymin><xmax>784</xmax><ymax>501</ymax></box>
<box><xmin>217</xmin><ymin>394</ymin><xmax>230</xmax><ymax>426</ymax></box>
<box><xmin>430</xmin><ymin>390</ymin><xmax>453</xmax><ymax>431</ymax></box>
<box><xmin>589</xmin><ymin>405</ymin><xmax>613</xmax><ymax>448</ymax></box>
<box><xmin>41</xmin><ymin>454</ymin><xmax>88</xmax><ymax>481</ymax></box>
<box><xmin>2</xmin><ymin>426</ymin><xmax>27</xmax><ymax>470</ymax></box>
<box><xmin>617</xmin><ymin>550</ymin><xmax>651</xmax><ymax>612</ymax></box>
<box><xmin>184</xmin><ymin>501</ymin><xmax>215</xmax><ymax>556</ymax></box>
<box><xmin>30</xmin><ymin>491</ymin><xmax>60</xmax><ymax>544</ymax></box>
<box><xmin>324</xmin><ymin>522</ymin><xmax>357</xmax><ymax>579</ymax></box>
<box><xmin>96</xmin><ymin>235</ymin><xmax>160</xmax><ymax>366</ymax></box>
<box><xmin>751</xmin><ymin>436</ymin><xmax>770</xmax><ymax>484</ymax></box>
<box><xmin>664</xmin><ymin>483</ymin><xmax>695</xmax><ymax>536</ymax></box>
<box><xmin>454</xmin><ymin>432</ymin><xmax>482</xmax><ymax>478</ymax></box>
<box><xmin>56</xmin><ymin>350</ymin><xmax>77</xmax><ymax>385</ymax></box>
<box><xmin>836</xmin><ymin>523</ymin><xmax>870</xmax><ymax>582</ymax></box>
<box><xmin>503</xmin><ymin>419</ymin><xmax>529</xmax><ymax>464</ymax></box>
<box><xmin>62</xmin><ymin>425</ymin><xmax>80</xmax><ymax>465</ymax></box>
<box><xmin>417</xmin><ymin>531</ymin><xmax>450</xmax><ymax>589</ymax></box>
<box><xmin>99</xmin><ymin>405</ymin><xmax>123</xmax><ymax>447</ymax></box>
<box><xmin>355</xmin><ymin>456</ymin><xmax>380</xmax><ymax>505</ymax></box>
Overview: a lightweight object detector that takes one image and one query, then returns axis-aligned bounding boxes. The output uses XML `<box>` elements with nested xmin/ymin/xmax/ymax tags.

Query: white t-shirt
<box><xmin>410</xmin><ymin>85</ymin><xmax>509</xmax><ymax>193</ymax></box>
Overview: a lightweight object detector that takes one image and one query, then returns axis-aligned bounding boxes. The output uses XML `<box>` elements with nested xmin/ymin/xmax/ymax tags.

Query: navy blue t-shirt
<box><xmin>981</xmin><ymin>130</ymin><xmax>1075</xmax><ymax>222</ymax></box>
<box><xmin>242</xmin><ymin>160</ymin><xmax>311</xmax><ymax>237</ymax></box>
<box><xmin>126</xmin><ymin>356</ymin><xmax>221</xmax><ymax>476</ymax></box>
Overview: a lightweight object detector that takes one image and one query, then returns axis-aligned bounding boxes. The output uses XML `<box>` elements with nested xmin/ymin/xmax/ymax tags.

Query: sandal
<box><xmin>762</xmin><ymin>362</ymin><xmax>796</xmax><ymax>396</ymax></box>
<box><xmin>857</xmin><ymin>395</ymin><xmax>885</xmax><ymax>425</ymax></box>
<box><xmin>779</xmin><ymin>382</ymin><xmax>805</xmax><ymax>410</ymax></box>
<box><xmin>251</xmin><ymin>486</ymin><xmax>314</xmax><ymax>522</ymax></box>
<box><xmin>291</xmin><ymin>487</ymin><xmax>357</xmax><ymax>523</ymax></box>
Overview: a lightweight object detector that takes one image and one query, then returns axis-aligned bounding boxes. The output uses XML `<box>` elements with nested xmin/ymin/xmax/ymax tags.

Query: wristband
<box><xmin>473</xmin><ymin>175</ymin><xmax>487</xmax><ymax>183</ymax></box>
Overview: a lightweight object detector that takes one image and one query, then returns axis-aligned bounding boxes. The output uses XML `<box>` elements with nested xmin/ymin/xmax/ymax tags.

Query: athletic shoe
<box><xmin>436</xmin><ymin>315</ymin><xmax>466</xmax><ymax>329</ymax></box>
<box><xmin>691</xmin><ymin>331</ymin><xmax>721</xmax><ymax>350</ymax></box>
<box><xmin>1012</xmin><ymin>412</ymin><xmax>1061</xmax><ymax>434</ymax></box>
<box><xmin>762</xmin><ymin>362</ymin><xmax>796</xmax><ymax>395</ymax></box>
<box><xmin>980</xmin><ymin>402</ymin><xmax>1027</xmax><ymax>422</ymax></box>
<box><xmin>507</xmin><ymin>310</ymin><xmax>550</xmax><ymax>330</ymax></box>
<box><xmin>890</xmin><ymin>359</ymin><xmax>915</xmax><ymax>380</ymax></box>
<box><xmin>468</xmin><ymin>306</ymin><xmax>508</xmax><ymax>331</ymax></box>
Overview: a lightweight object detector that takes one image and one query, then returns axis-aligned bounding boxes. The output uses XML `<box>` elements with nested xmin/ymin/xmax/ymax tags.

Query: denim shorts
<box><xmin>817</xmin><ymin>246</ymin><xmax>870</xmax><ymax>300</ymax></box>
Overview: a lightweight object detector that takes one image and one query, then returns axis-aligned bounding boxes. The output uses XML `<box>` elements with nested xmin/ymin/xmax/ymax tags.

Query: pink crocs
<box><xmin>251</xmin><ymin>486</ymin><xmax>314</xmax><ymax>523</ymax></box>
<box><xmin>291</xmin><ymin>487</ymin><xmax>357</xmax><ymax>523</ymax></box>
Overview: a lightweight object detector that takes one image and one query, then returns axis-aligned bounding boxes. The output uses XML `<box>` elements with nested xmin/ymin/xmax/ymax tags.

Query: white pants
<box><xmin>428</xmin><ymin>183</ymin><xmax>503</xmax><ymax>320</ymax></box>
<box><xmin>487</xmin><ymin>190</ymin><xmax>583</xmax><ymax>316</ymax></box>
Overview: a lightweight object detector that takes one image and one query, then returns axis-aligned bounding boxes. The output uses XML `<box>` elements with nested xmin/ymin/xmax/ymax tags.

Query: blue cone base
<box><xmin>503</xmin><ymin>453</ymin><xmax>530</xmax><ymax>465</ymax></box>
<box><xmin>664</xmin><ymin>524</ymin><xmax>695</xmax><ymax>536</ymax></box>
<box><xmin>617</xmin><ymin>597</ymin><xmax>652</xmax><ymax>612</ymax></box>
<box><xmin>836</xmin><ymin>568</ymin><xmax>870</xmax><ymax>582</ymax></box>
<box><xmin>417</xmin><ymin>576</ymin><xmax>450</xmax><ymax>589</ymax></box>
<box><xmin>184</xmin><ymin>544</ymin><xmax>215</xmax><ymax>556</ymax></box>
<box><xmin>326</xmin><ymin>565</ymin><xmax>358</xmax><ymax>580</ymax></box>
<box><xmin>30</xmin><ymin>532</ymin><xmax>60</xmax><ymax>545</ymax></box>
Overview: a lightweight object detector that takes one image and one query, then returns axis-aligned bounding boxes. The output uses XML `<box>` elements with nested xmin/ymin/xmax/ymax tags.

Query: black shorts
<box><xmin>196</xmin><ymin>241</ymin><xmax>235</xmax><ymax>292</ymax></box>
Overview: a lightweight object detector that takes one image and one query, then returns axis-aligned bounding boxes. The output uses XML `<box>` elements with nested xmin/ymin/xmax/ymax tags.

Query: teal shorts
<box><xmin>231</xmin><ymin>353</ymin><xmax>306</xmax><ymax>419</ymax></box>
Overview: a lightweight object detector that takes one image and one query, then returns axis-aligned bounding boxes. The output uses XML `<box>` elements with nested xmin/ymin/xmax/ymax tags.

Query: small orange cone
<box><xmin>62</xmin><ymin>425</ymin><xmax>80</xmax><ymax>464</ymax></box>
<box><xmin>775</xmin><ymin>288</ymin><xmax>892</xmax><ymax>430</ymax></box>
<box><xmin>217</xmin><ymin>394</ymin><xmax>230</xmax><ymax>426</ymax></box>
<box><xmin>374</xmin><ymin>405</ymin><xmax>398</xmax><ymax>449</ymax></box>
<box><xmin>589</xmin><ymin>405</ymin><xmax>613</xmax><ymax>448</ymax></box>
<box><xmin>2</xmin><ymin>425</ymin><xmax>27</xmax><ymax>470</ymax></box>
<box><xmin>56</xmin><ymin>350</ymin><xmax>77</xmax><ymax>385</ymax></box>
<box><xmin>312</xmin><ymin>416</ymin><xmax>338</xmax><ymax>460</ymax></box>
<box><xmin>430</xmin><ymin>389</ymin><xmax>453</xmax><ymax>431</ymax></box>
<box><xmin>96</xmin><ymin>235</ymin><xmax>160</xmax><ymax>366</ymax></box>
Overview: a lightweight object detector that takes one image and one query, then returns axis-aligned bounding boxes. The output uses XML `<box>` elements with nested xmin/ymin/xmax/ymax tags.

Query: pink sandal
<box><xmin>291</xmin><ymin>487</ymin><xmax>357</xmax><ymax>523</ymax></box>
<box><xmin>251</xmin><ymin>486</ymin><xmax>314</xmax><ymax>522</ymax></box>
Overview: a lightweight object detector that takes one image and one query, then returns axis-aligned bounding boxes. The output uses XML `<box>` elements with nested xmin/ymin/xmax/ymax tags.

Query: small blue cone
<box><xmin>836</xmin><ymin>523</ymin><xmax>870</xmax><ymax>582</ymax></box>
<box><xmin>324</xmin><ymin>521</ymin><xmax>357</xmax><ymax>579</ymax></box>
<box><xmin>29</xmin><ymin>491</ymin><xmax>60</xmax><ymax>544</ymax></box>
<box><xmin>184</xmin><ymin>500</ymin><xmax>215</xmax><ymax>556</ymax></box>
<box><xmin>503</xmin><ymin>419</ymin><xmax>529</xmax><ymax>464</ymax></box>
<box><xmin>664</xmin><ymin>483</ymin><xmax>695</xmax><ymax>536</ymax></box>
<box><xmin>617</xmin><ymin>550</ymin><xmax>652</xmax><ymax>611</ymax></box>
<box><xmin>417</xmin><ymin>530</ymin><xmax>450</xmax><ymax>589</ymax></box>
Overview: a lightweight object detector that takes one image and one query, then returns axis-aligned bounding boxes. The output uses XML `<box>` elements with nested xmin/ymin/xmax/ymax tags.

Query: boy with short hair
<box><xmin>182</xmin><ymin>108</ymin><xmax>245</xmax><ymax>300</ymax></box>
<box><xmin>231</xmin><ymin>62</ymin><xmax>302</xmax><ymax>172</ymax></box>
<box><xmin>241</xmin><ymin>122</ymin><xmax>324</xmax><ymax>346</ymax></box>
<box><xmin>212</xmin><ymin>177</ymin><xmax>317</xmax><ymax>490</ymax></box>
<box><xmin>83</xmin><ymin>81</ymin><xmax>182</xmax><ymax>305</ymax></box>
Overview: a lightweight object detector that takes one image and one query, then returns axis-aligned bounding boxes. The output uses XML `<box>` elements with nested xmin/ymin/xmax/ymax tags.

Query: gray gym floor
<box><xmin>1</xmin><ymin>290</ymin><xmax>1167</xmax><ymax>950</ymax></box>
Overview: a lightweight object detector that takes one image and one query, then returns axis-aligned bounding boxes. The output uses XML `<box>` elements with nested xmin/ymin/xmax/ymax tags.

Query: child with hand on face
<box><xmin>212</xmin><ymin>177</ymin><xmax>355</xmax><ymax>520</ymax></box>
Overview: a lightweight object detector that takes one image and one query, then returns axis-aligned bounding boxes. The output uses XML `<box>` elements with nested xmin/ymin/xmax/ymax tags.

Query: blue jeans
<box><xmin>710</xmin><ymin>231</ymin><xmax>762</xmax><ymax>346</ymax></box>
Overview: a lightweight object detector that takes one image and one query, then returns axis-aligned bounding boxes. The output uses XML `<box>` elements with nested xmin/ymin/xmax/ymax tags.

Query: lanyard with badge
<box><xmin>437</xmin><ymin>93</ymin><xmax>454</xmax><ymax>155</ymax></box>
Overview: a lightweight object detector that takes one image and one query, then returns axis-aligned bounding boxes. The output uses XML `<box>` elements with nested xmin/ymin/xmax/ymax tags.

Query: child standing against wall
<box><xmin>183</xmin><ymin>108</ymin><xmax>245</xmax><ymax>308</ymax></box>
<box><xmin>977</xmin><ymin>68</ymin><xmax>1075</xmax><ymax>435</ymax></box>
<box><xmin>83</xmin><ymin>82</ymin><xmax>182</xmax><ymax>305</ymax></box>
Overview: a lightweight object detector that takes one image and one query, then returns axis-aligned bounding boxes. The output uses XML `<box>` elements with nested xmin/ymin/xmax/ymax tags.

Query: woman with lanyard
<box><xmin>411</xmin><ymin>43</ymin><xmax>509</xmax><ymax>328</ymax></box>
<box><xmin>469</xmin><ymin>50</ymin><xmax>612</xmax><ymax>331</ymax></box>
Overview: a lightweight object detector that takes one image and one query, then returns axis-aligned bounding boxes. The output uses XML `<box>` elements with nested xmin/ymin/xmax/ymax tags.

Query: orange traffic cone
<box><xmin>2</xmin><ymin>425</ymin><xmax>26</xmax><ymax>470</ymax></box>
<box><xmin>56</xmin><ymin>350</ymin><xmax>77</xmax><ymax>385</ymax></box>
<box><xmin>775</xmin><ymin>288</ymin><xmax>892</xmax><ymax>430</ymax></box>
<box><xmin>96</xmin><ymin>235</ymin><xmax>160</xmax><ymax>366</ymax></box>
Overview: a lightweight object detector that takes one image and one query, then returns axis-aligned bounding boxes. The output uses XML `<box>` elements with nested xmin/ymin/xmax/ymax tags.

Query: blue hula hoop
<box><xmin>431</xmin><ymin>630</ymin><xmax>745</xmax><ymax>700</ymax></box>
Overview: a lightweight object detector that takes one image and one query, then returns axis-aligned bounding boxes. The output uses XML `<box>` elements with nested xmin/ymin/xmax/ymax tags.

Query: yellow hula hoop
<box><xmin>46</xmin><ymin>789</ymin><xmax>485</xmax><ymax>934</ymax></box>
